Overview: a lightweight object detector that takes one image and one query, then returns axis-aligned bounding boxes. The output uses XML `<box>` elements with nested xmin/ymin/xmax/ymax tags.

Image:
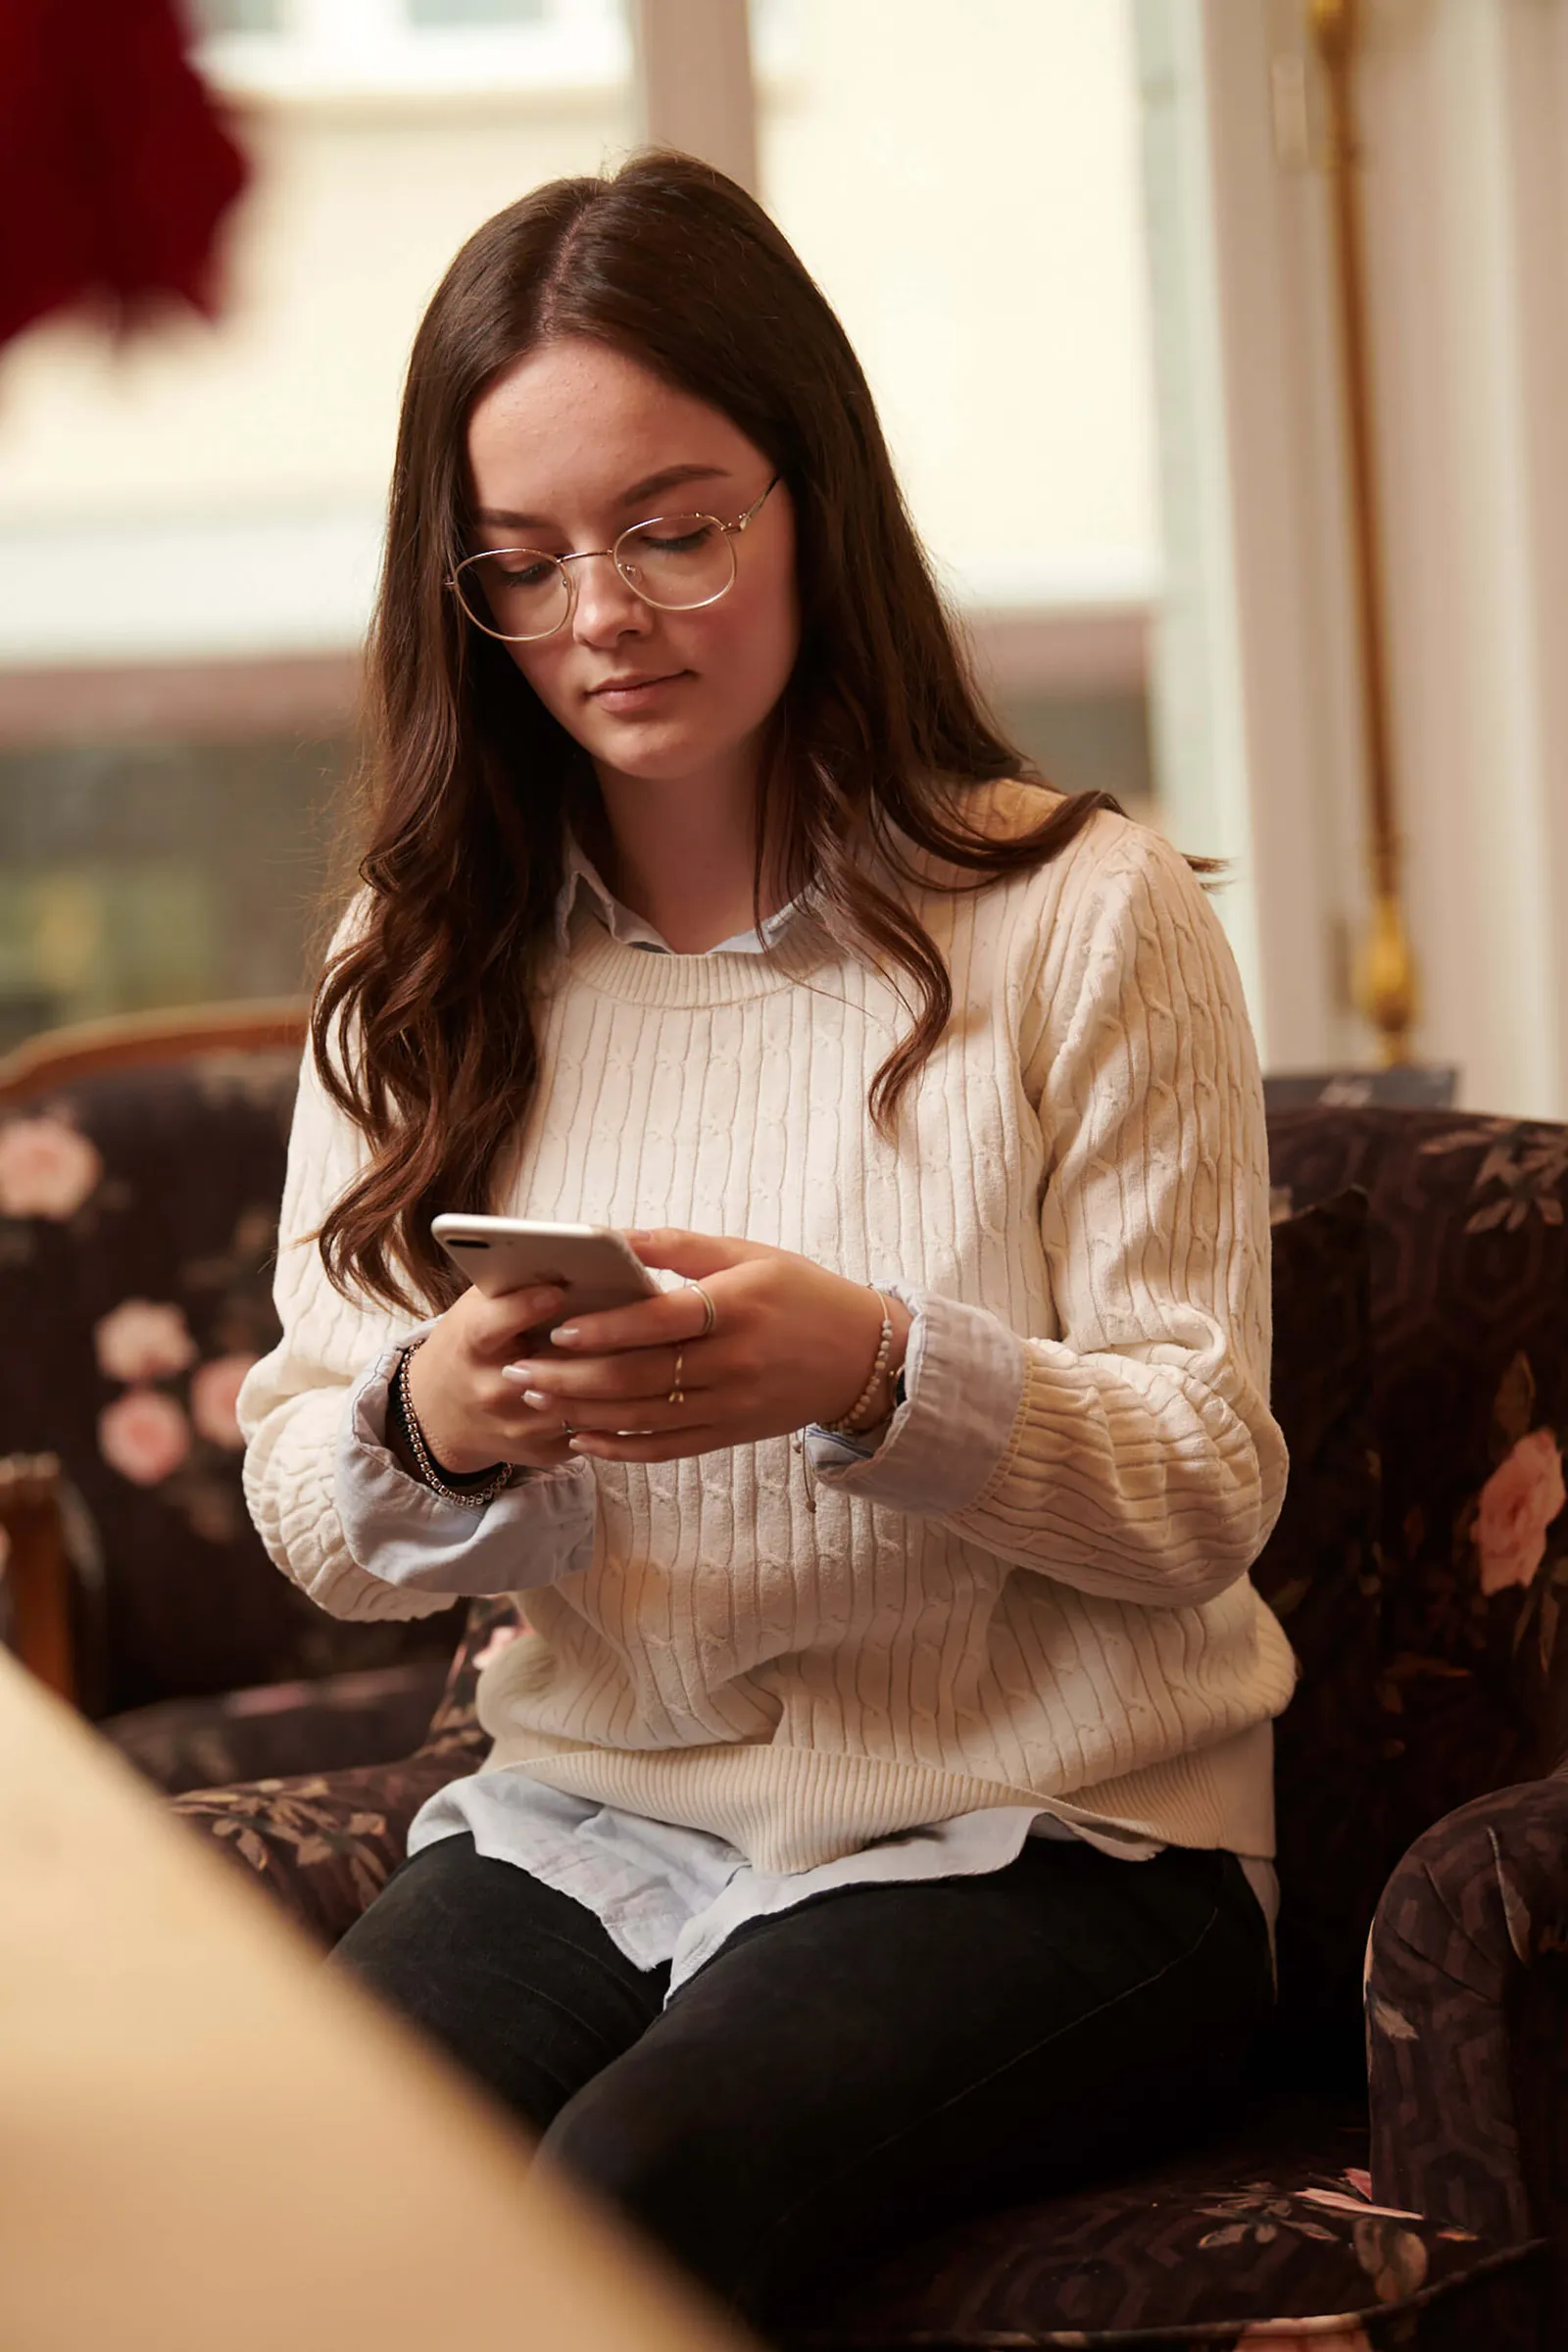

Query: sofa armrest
<box><xmin>1368</xmin><ymin>1772</ymin><xmax>1568</xmax><ymax>2266</ymax></box>
<box><xmin>104</xmin><ymin>1658</ymin><xmax>452</xmax><ymax>1797</ymax></box>
<box><xmin>168</xmin><ymin>1721</ymin><xmax>487</xmax><ymax>1947</ymax></box>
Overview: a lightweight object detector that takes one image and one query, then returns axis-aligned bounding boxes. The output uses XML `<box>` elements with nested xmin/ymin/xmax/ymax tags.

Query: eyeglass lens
<box><xmin>455</xmin><ymin>514</ymin><xmax>737</xmax><ymax>642</ymax></box>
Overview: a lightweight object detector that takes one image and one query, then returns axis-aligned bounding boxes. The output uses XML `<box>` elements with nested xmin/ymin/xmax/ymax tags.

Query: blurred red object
<box><xmin>0</xmin><ymin>0</ymin><xmax>249</xmax><ymax>349</ymax></box>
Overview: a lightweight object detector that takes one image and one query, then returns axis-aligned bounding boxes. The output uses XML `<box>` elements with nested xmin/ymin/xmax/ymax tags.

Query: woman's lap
<box><xmin>333</xmin><ymin>1831</ymin><xmax>1273</xmax><ymax>2325</ymax></box>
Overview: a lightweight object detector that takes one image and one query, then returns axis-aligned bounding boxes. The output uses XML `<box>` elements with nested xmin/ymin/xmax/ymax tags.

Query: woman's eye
<box><xmin>494</xmin><ymin>558</ymin><xmax>556</xmax><ymax>587</ymax></box>
<box><xmin>640</xmin><ymin>527</ymin><xmax>710</xmax><ymax>555</ymax></box>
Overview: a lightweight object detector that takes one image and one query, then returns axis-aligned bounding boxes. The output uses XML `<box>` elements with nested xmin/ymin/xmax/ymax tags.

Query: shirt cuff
<box><xmin>804</xmin><ymin>1283</ymin><xmax>1027</xmax><ymax>1513</ymax></box>
<box><xmin>334</xmin><ymin>1339</ymin><xmax>596</xmax><ymax>1594</ymax></box>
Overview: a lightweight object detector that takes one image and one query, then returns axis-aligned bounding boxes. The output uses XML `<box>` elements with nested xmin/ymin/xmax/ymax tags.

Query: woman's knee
<box><xmin>542</xmin><ymin>2057</ymin><xmax>770</xmax><ymax>2307</ymax></box>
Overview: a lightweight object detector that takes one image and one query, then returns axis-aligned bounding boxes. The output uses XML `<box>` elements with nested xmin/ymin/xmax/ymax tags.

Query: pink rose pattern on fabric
<box><xmin>0</xmin><ymin>1116</ymin><xmax>102</xmax><ymax>1219</ymax></box>
<box><xmin>88</xmin><ymin>1301</ymin><xmax>261</xmax><ymax>1485</ymax></box>
<box><xmin>99</xmin><ymin>1389</ymin><xmax>192</xmax><ymax>1486</ymax></box>
<box><xmin>1474</xmin><ymin>1428</ymin><xmax>1567</xmax><ymax>1594</ymax></box>
<box><xmin>190</xmin><ymin>1352</ymin><xmax>259</xmax><ymax>1450</ymax></box>
<box><xmin>94</xmin><ymin>1298</ymin><xmax>198</xmax><ymax>1384</ymax></box>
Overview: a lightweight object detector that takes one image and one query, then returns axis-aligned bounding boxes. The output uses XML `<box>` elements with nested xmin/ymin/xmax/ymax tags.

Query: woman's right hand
<box><xmin>401</xmin><ymin>1285</ymin><xmax>574</xmax><ymax>1476</ymax></box>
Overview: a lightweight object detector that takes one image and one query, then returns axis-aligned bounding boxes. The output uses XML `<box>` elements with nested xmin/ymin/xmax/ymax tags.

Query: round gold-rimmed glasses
<box><xmin>448</xmin><ymin>475</ymin><xmax>780</xmax><ymax>644</ymax></box>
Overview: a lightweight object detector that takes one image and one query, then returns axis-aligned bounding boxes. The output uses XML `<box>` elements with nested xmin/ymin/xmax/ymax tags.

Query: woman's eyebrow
<box><xmin>474</xmin><ymin>463</ymin><xmax>733</xmax><ymax>531</ymax></box>
<box><xmin>618</xmin><ymin>462</ymin><xmax>731</xmax><ymax>507</ymax></box>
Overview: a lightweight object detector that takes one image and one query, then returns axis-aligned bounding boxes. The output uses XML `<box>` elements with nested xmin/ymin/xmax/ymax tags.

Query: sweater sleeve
<box><xmin>237</xmin><ymin>1034</ymin><xmax>592</xmax><ymax>1622</ymax></box>
<box><xmin>814</xmin><ymin>826</ymin><xmax>1287</xmax><ymax>1609</ymax></box>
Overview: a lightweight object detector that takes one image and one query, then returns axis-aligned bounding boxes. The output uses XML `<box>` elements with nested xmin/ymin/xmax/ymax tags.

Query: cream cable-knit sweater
<box><xmin>239</xmin><ymin>787</ymin><xmax>1296</xmax><ymax>1873</ymax></box>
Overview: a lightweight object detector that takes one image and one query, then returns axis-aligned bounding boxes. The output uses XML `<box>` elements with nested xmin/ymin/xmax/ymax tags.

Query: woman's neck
<box><xmin>590</xmin><ymin>760</ymin><xmax>787</xmax><ymax>954</ymax></box>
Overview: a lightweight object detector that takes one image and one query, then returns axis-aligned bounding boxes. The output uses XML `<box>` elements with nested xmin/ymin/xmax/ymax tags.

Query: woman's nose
<box><xmin>568</xmin><ymin>552</ymin><xmax>652</xmax><ymax>645</ymax></box>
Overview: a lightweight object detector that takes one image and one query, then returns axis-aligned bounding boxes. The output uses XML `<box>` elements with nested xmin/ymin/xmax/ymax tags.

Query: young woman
<box><xmin>240</xmin><ymin>153</ymin><xmax>1294</xmax><ymax>2329</ymax></box>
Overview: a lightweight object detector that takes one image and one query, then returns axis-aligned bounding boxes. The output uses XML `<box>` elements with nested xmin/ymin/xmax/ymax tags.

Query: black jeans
<box><xmin>334</xmin><ymin>1829</ymin><xmax>1272</xmax><ymax>2328</ymax></box>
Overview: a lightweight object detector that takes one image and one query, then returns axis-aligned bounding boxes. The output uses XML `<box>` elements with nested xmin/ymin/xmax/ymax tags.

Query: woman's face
<box><xmin>464</xmin><ymin>337</ymin><xmax>798</xmax><ymax>796</ymax></box>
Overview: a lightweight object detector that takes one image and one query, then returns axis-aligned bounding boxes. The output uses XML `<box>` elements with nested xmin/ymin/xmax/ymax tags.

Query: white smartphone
<box><xmin>430</xmin><ymin>1214</ymin><xmax>660</xmax><ymax>1317</ymax></box>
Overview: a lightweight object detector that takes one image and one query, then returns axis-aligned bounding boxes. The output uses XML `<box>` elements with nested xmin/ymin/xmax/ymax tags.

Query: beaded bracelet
<box><xmin>392</xmin><ymin>1344</ymin><xmax>514</xmax><ymax>1510</ymax></box>
<box><xmin>820</xmin><ymin>1290</ymin><xmax>896</xmax><ymax>1437</ymax></box>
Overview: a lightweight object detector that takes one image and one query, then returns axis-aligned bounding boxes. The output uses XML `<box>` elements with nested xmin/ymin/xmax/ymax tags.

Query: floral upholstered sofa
<box><xmin>152</xmin><ymin>1102</ymin><xmax>1568</xmax><ymax>2350</ymax></box>
<box><xmin>0</xmin><ymin>1026</ymin><xmax>460</xmax><ymax>1789</ymax></box>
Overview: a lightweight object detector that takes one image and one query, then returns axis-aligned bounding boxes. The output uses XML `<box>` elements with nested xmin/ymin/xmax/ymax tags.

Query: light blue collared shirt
<box><xmin>554</xmin><ymin>836</ymin><xmax>805</xmax><ymax>959</ymax></box>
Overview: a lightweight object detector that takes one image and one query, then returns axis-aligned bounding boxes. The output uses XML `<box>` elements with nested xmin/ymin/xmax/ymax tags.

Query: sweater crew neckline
<box><xmin>561</xmin><ymin>900</ymin><xmax>842</xmax><ymax>1009</ymax></box>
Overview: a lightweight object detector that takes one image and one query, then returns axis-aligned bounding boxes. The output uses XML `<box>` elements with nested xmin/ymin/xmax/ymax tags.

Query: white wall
<box><xmin>1354</xmin><ymin>0</ymin><xmax>1568</xmax><ymax>1118</ymax></box>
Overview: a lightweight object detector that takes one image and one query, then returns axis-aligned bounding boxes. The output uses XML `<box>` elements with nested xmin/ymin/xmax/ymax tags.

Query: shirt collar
<box><xmin>555</xmin><ymin>837</ymin><xmax>809</xmax><ymax>958</ymax></box>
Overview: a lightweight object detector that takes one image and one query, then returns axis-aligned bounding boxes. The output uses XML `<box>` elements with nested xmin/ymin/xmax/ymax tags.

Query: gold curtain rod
<box><xmin>1308</xmin><ymin>0</ymin><xmax>1417</xmax><ymax>1063</ymax></box>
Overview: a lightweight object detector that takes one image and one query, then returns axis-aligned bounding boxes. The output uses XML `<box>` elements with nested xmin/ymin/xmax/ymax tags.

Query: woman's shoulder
<box><xmin>939</xmin><ymin>773</ymin><xmax>1069</xmax><ymax>846</ymax></box>
<box><xmin>940</xmin><ymin>779</ymin><xmax>1201</xmax><ymax>916</ymax></box>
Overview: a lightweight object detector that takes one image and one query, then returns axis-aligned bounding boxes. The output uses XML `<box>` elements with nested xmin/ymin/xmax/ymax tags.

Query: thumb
<box><xmin>623</xmin><ymin>1226</ymin><xmax>760</xmax><ymax>1279</ymax></box>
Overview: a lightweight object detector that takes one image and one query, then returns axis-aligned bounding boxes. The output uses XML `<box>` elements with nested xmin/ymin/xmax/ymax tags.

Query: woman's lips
<box><xmin>588</xmin><ymin>671</ymin><xmax>690</xmax><ymax>714</ymax></box>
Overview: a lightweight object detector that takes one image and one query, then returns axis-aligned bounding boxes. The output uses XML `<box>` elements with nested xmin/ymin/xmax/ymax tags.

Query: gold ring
<box><xmin>668</xmin><ymin>1346</ymin><xmax>685</xmax><ymax>1407</ymax></box>
<box><xmin>687</xmin><ymin>1281</ymin><xmax>717</xmax><ymax>1339</ymax></box>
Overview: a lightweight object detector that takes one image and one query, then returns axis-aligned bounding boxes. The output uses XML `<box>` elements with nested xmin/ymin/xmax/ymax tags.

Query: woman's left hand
<box><xmin>500</xmin><ymin>1228</ymin><xmax>911</xmax><ymax>1463</ymax></box>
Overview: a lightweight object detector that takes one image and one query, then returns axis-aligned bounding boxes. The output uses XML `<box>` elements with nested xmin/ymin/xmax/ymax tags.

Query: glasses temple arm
<box><xmin>730</xmin><ymin>474</ymin><xmax>781</xmax><ymax>535</ymax></box>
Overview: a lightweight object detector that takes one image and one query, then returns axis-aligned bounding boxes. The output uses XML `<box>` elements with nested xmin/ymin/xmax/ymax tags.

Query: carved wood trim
<box><xmin>0</xmin><ymin>1455</ymin><xmax>74</xmax><ymax>1706</ymax></box>
<box><xmin>0</xmin><ymin>1003</ymin><xmax>309</xmax><ymax>1103</ymax></box>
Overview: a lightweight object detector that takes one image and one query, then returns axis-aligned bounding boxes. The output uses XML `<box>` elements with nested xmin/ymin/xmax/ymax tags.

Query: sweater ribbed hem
<box><xmin>476</xmin><ymin>1717</ymin><xmax>1276</xmax><ymax>1876</ymax></box>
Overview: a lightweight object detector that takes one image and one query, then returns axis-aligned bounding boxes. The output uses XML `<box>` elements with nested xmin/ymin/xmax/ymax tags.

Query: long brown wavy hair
<box><xmin>315</xmin><ymin>150</ymin><xmax>1126</xmax><ymax>1313</ymax></box>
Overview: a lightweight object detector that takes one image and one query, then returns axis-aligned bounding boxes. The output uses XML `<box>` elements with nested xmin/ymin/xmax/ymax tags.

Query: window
<box><xmin>0</xmin><ymin>0</ymin><xmax>635</xmax><ymax>1050</ymax></box>
<box><xmin>0</xmin><ymin>5</ymin><xmax>1159</xmax><ymax>1053</ymax></box>
<box><xmin>190</xmin><ymin>0</ymin><xmax>555</xmax><ymax>24</ymax></box>
<box><xmin>188</xmin><ymin>0</ymin><xmax>283</xmax><ymax>32</ymax></box>
<box><xmin>0</xmin><ymin>731</ymin><xmax>342</xmax><ymax>1053</ymax></box>
<box><xmin>408</xmin><ymin>0</ymin><xmax>547</xmax><ymax>23</ymax></box>
<box><xmin>193</xmin><ymin>0</ymin><xmax>627</xmax><ymax>99</ymax></box>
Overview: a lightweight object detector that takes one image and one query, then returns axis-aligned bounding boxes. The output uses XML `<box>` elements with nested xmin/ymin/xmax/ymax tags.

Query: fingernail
<box><xmin>567</xmin><ymin>1434</ymin><xmax>593</xmax><ymax>1452</ymax></box>
<box><xmin>551</xmin><ymin>1325</ymin><xmax>581</xmax><ymax>1347</ymax></box>
<box><xmin>521</xmin><ymin>1391</ymin><xmax>552</xmax><ymax>1411</ymax></box>
<box><xmin>500</xmin><ymin>1364</ymin><xmax>538</xmax><ymax>1385</ymax></box>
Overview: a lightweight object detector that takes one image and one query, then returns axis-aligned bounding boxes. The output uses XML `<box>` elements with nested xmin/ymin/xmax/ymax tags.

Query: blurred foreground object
<box><xmin>0</xmin><ymin>1642</ymin><xmax>748</xmax><ymax>2352</ymax></box>
<box><xmin>0</xmin><ymin>0</ymin><xmax>247</xmax><ymax>349</ymax></box>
